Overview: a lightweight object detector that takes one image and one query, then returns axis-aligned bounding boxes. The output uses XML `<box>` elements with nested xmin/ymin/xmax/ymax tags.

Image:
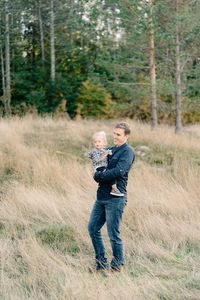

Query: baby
<box><xmin>86</xmin><ymin>131</ymin><xmax>124</xmax><ymax>197</ymax></box>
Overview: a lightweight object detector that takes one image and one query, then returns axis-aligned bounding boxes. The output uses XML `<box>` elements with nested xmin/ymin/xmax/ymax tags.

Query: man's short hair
<box><xmin>115</xmin><ymin>122</ymin><xmax>131</xmax><ymax>135</ymax></box>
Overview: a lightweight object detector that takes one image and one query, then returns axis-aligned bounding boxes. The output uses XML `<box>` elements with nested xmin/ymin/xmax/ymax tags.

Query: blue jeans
<box><xmin>88</xmin><ymin>197</ymin><xmax>127</xmax><ymax>270</ymax></box>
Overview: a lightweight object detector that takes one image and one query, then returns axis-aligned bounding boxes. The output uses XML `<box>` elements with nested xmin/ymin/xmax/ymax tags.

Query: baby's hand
<box><xmin>107</xmin><ymin>150</ymin><xmax>112</xmax><ymax>155</ymax></box>
<box><xmin>92</xmin><ymin>168</ymin><xmax>96</xmax><ymax>177</ymax></box>
<box><xmin>102</xmin><ymin>150</ymin><xmax>109</xmax><ymax>160</ymax></box>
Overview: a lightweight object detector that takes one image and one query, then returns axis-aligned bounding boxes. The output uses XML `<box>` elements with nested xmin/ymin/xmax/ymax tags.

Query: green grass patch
<box><xmin>0</xmin><ymin>224</ymin><xmax>28</xmax><ymax>240</ymax></box>
<box><xmin>36</xmin><ymin>224</ymin><xmax>80</xmax><ymax>256</ymax></box>
<box><xmin>14</xmin><ymin>253</ymin><xmax>29</xmax><ymax>275</ymax></box>
<box><xmin>175</xmin><ymin>241</ymin><xmax>200</xmax><ymax>259</ymax></box>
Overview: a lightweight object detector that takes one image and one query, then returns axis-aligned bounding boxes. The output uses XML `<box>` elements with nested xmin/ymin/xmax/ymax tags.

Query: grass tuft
<box><xmin>36</xmin><ymin>225</ymin><xmax>80</xmax><ymax>255</ymax></box>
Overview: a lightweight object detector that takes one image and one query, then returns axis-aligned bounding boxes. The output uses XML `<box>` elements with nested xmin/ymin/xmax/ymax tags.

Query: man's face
<box><xmin>113</xmin><ymin>128</ymin><xmax>129</xmax><ymax>147</ymax></box>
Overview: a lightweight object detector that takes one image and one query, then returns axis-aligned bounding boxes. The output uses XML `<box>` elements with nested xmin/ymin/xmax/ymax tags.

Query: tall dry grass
<box><xmin>0</xmin><ymin>116</ymin><xmax>200</xmax><ymax>300</ymax></box>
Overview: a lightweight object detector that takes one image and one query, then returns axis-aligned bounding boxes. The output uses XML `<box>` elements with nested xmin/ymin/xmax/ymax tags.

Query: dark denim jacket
<box><xmin>94</xmin><ymin>142</ymin><xmax>135</xmax><ymax>200</ymax></box>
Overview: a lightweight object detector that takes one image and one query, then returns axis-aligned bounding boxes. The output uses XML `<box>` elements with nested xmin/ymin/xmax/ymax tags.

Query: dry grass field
<box><xmin>0</xmin><ymin>116</ymin><xmax>200</xmax><ymax>300</ymax></box>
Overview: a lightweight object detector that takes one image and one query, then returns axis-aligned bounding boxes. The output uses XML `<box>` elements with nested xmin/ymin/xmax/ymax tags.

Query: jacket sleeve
<box><xmin>94</xmin><ymin>148</ymin><xmax>134</xmax><ymax>183</ymax></box>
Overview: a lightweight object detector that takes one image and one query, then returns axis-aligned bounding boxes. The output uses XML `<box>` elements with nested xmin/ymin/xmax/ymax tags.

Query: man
<box><xmin>88</xmin><ymin>122</ymin><xmax>135</xmax><ymax>275</ymax></box>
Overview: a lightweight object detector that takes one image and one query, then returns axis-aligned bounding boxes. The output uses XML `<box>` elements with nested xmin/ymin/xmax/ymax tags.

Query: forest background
<box><xmin>1</xmin><ymin>1</ymin><xmax>200</xmax><ymax>298</ymax></box>
<box><xmin>0</xmin><ymin>0</ymin><xmax>200</xmax><ymax>131</ymax></box>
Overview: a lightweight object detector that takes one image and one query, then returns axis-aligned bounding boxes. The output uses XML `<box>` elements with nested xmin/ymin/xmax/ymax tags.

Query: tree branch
<box><xmin>118</xmin><ymin>82</ymin><xmax>149</xmax><ymax>85</ymax></box>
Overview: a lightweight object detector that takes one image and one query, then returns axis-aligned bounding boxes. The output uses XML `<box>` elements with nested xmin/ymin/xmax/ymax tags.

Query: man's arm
<box><xmin>94</xmin><ymin>148</ymin><xmax>134</xmax><ymax>183</ymax></box>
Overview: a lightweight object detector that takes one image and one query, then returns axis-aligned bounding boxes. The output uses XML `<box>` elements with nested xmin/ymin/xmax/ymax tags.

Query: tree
<box><xmin>156</xmin><ymin>0</ymin><xmax>200</xmax><ymax>132</ymax></box>
<box><xmin>4</xmin><ymin>0</ymin><xmax>11</xmax><ymax>116</ymax></box>
<box><xmin>76</xmin><ymin>80</ymin><xmax>114</xmax><ymax>118</ymax></box>
<box><xmin>0</xmin><ymin>0</ymin><xmax>200</xmax><ymax>122</ymax></box>
<box><xmin>175</xmin><ymin>0</ymin><xmax>182</xmax><ymax>132</ymax></box>
<box><xmin>88</xmin><ymin>0</ymin><xmax>159</xmax><ymax>123</ymax></box>
<box><xmin>0</xmin><ymin>12</ymin><xmax>6</xmax><ymax>113</ymax></box>
<box><xmin>38</xmin><ymin>0</ymin><xmax>45</xmax><ymax>68</ymax></box>
<box><xmin>50</xmin><ymin>0</ymin><xmax>55</xmax><ymax>82</ymax></box>
<box><xmin>148</xmin><ymin>0</ymin><xmax>158</xmax><ymax>128</ymax></box>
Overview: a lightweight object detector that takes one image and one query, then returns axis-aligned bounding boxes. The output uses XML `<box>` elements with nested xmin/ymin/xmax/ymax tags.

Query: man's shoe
<box><xmin>95</xmin><ymin>269</ymin><xmax>110</xmax><ymax>277</ymax></box>
<box><xmin>110</xmin><ymin>267</ymin><xmax>122</xmax><ymax>276</ymax></box>
<box><xmin>110</xmin><ymin>187</ymin><xmax>124</xmax><ymax>197</ymax></box>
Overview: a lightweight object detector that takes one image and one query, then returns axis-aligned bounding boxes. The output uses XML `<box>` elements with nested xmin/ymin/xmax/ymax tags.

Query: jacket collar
<box><xmin>111</xmin><ymin>142</ymin><xmax>127</xmax><ymax>156</ymax></box>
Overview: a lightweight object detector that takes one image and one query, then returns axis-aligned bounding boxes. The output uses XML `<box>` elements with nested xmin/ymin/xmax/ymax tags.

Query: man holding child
<box><xmin>88</xmin><ymin>122</ymin><xmax>135</xmax><ymax>276</ymax></box>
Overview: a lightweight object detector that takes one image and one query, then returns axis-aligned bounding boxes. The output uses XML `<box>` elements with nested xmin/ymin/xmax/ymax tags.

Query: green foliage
<box><xmin>76</xmin><ymin>80</ymin><xmax>114</xmax><ymax>118</ymax></box>
<box><xmin>0</xmin><ymin>0</ymin><xmax>200</xmax><ymax>123</ymax></box>
<box><xmin>11</xmin><ymin>65</ymin><xmax>83</xmax><ymax>117</ymax></box>
<box><xmin>182</xmin><ymin>98</ymin><xmax>200</xmax><ymax>124</ymax></box>
<box><xmin>11</xmin><ymin>65</ymin><xmax>47</xmax><ymax>113</ymax></box>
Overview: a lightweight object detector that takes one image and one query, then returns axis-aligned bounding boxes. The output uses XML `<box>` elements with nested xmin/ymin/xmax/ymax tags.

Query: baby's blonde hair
<box><xmin>92</xmin><ymin>131</ymin><xmax>107</xmax><ymax>145</ymax></box>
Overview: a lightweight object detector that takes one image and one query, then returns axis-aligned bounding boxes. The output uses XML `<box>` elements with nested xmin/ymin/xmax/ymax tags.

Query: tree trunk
<box><xmin>79</xmin><ymin>0</ymin><xmax>84</xmax><ymax>49</ymax></box>
<box><xmin>175</xmin><ymin>0</ymin><xmax>182</xmax><ymax>133</ymax></box>
<box><xmin>0</xmin><ymin>42</ymin><xmax>6</xmax><ymax>110</ymax></box>
<box><xmin>69</xmin><ymin>0</ymin><xmax>74</xmax><ymax>58</ymax></box>
<box><xmin>38</xmin><ymin>0</ymin><xmax>45</xmax><ymax>68</ymax></box>
<box><xmin>11</xmin><ymin>12</ymin><xmax>14</xmax><ymax>74</ymax></box>
<box><xmin>50</xmin><ymin>0</ymin><xmax>55</xmax><ymax>82</ymax></box>
<box><xmin>0</xmin><ymin>13</ymin><xmax>6</xmax><ymax>110</ymax></box>
<box><xmin>149</xmin><ymin>0</ymin><xmax>157</xmax><ymax>128</ymax></box>
<box><xmin>5</xmin><ymin>0</ymin><xmax>11</xmax><ymax>116</ymax></box>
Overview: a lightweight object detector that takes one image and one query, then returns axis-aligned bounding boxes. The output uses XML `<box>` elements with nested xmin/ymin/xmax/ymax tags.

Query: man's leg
<box><xmin>105</xmin><ymin>197</ymin><xmax>126</xmax><ymax>270</ymax></box>
<box><xmin>88</xmin><ymin>200</ymin><xmax>108</xmax><ymax>270</ymax></box>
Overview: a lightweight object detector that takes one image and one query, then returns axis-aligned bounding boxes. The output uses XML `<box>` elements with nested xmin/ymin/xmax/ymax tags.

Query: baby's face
<box><xmin>94</xmin><ymin>137</ymin><xmax>105</xmax><ymax>149</ymax></box>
